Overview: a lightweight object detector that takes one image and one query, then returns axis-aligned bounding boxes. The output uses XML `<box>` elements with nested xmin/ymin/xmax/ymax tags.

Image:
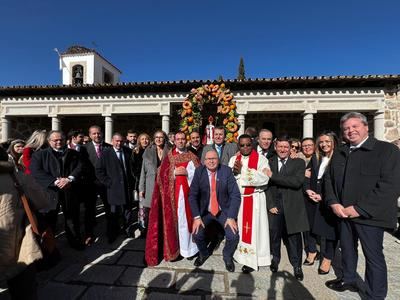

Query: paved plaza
<box><xmin>1</xmin><ymin>211</ymin><xmax>399</xmax><ymax>300</ymax></box>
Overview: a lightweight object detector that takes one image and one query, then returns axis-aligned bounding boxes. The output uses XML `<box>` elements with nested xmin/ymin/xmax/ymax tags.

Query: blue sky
<box><xmin>0</xmin><ymin>0</ymin><xmax>399</xmax><ymax>86</ymax></box>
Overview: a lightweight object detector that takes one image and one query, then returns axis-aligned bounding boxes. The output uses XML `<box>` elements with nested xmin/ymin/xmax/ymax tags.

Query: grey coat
<box><xmin>138</xmin><ymin>145</ymin><xmax>169</xmax><ymax>208</ymax></box>
<box><xmin>201</xmin><ymin>142</ymin><xmax>238</xmax><ymax>166</ymax></box>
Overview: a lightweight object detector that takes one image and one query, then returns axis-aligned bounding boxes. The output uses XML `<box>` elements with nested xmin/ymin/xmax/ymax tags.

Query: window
<box><xmin>72</xmin><ymin>65</ymin><xmax>84</xmax><ymax>85</ymax></box>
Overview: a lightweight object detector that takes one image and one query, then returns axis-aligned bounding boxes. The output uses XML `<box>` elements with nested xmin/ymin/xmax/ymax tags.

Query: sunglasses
<box><xmin>291</xmin><ymin>145</ymin><xmax>300</xmax><ymax>150</ymax></box>
<box><xmin>239</xmin><ymin>143</ymin><xmax>252</xmax><ymax>147</ymax></box>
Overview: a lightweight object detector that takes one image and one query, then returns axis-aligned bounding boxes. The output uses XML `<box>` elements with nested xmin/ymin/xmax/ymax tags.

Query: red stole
<box><xmin>235</xmin><ymin>150</ymin><xmax>259</xmax><ymax>244</ymax></box>
<box><xmin>145</xmin><ymin>149</ymin><xmax>199</xmax><ymax>266</ymax></box>
<box><xmin>172</xmin><ymin>149</ymin><xmax>193</xmax><ymax>233</ymax></box>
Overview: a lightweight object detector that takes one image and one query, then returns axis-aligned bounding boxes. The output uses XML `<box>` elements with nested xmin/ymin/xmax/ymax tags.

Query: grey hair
<box><xmin>47</xmin><ymin>130</ymin><xmax>65</xmax><ymax>141</ymax></box>
<box><xmin>204</xmin><ymin>148</ymin><xmax>219</xmax><ymax>158</ymax></box>
<box><xmin>340</xmin><ymin>112</ymin><xmax>368</xmax><ymax>128</ymax></box>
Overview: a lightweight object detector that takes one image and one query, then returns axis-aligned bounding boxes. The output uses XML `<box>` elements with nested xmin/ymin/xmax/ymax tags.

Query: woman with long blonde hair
<box><xmin>22</xmin><ymin>130</ymin><xmax>47</xmax><ymax>174</ymax></box>
<box><xmin>303</xmin><ymin>131</ymin><xmax>339</xmax><ymax>275</ymax></box>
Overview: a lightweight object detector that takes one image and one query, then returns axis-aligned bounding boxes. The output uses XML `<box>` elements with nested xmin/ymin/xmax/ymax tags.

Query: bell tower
<box><xmin>59</xmin><ymin>45</ymin><xmax>121</xmax><ymax>85</ymax></box>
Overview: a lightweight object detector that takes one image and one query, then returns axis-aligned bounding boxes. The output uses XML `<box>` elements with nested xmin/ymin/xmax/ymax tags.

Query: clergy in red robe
<box><xmin>145</xmin><ymin>132</ymin><xmax>200</xmax><ymax>266</ymax></box>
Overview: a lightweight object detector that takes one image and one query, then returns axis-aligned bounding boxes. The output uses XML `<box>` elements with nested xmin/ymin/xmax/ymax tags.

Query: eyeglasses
<box><xmin>154</xmin><ymin>136</ymin><xmax>164</xmax><ymax>139</ymax></box>
<box><xmin>291</xmin><ymin>145</ymin><xmax>300</xmax><ymax>150</ymax></box>
<box><xmin>239</xmin><ymin>143</ymin><xmax>252</xmax><ymax>147</ymax></box>
<box><xmin>302</xmin><ymin>144</ymin><xmax>314</xmax><ymax>148</ymax></box>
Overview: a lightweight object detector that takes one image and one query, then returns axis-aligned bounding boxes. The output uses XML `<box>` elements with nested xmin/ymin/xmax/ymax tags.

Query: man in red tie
<box><xmin>188</xmin><ymin>149</ymin><xmax>242</xmax><ymax>272</ymax></box>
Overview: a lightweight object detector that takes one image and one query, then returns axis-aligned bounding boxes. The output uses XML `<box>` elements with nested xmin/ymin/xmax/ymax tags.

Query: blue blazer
<box><xmin>189</xmin><ymin>164</ymin><xmax>241</xmax><ymax>219</ymax></box>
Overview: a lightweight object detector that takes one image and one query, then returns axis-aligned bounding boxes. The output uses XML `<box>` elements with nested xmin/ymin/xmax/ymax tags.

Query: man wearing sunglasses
<box><xmin>229</xmin><ymin>134</ymin><xmax>271</xmax><ymax>273</ymax></box>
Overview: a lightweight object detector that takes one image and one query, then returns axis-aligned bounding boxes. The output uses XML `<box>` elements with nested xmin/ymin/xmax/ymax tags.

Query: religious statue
<box><xmin>205</xmin><ymin>116</ymin><xmax>215</xmax><ymax>145</ymax></box>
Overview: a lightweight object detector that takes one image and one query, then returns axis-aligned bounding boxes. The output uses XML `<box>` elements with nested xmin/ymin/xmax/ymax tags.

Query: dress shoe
<box><xmin>270</xmin><ymin>261</ymin><xmax>278</xmax><ymax>273</ymax></box>
<box><xmin>225</xmin><ymin>260</ymin><xmax>235</xmax><ymax>272</ymax></box>
<box><xmin>303</xmin><ymin>251</ymin><xmax>319</xmax><ymax>266</ymax></box>
<box><xmin>194</xmin><ymin>254</ymin><xmax>209</xmax><ymax>267</ymax></box>
<box><xmin>294</xmin><ymin>267</ymin><xmax>304</xmax><ymax>281</ymax></box>
<box><xmin>241</xmin><ymin>265</ymin><xmax>255</xmax><ymax>273</ymax></box>
<box><xmin>325</xmin><ymin>279</ymin><xmax>359</xmax><ymax>292</ymax></box>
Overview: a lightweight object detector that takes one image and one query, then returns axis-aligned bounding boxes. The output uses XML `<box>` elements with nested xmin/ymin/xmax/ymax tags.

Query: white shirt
<box><xmin>278</xmin><ymin>157</ymin><xmax>288</xmax><ymax>172</ymax></box>
<box><xmin>317</xmin><ymin>156</ymin><xmax>330</xmax><ymax>179</ymax></box>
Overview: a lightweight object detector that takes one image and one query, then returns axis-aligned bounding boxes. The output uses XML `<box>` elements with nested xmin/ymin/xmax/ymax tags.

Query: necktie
<box><xmin>279</xmin><ymin>159</ymin><xmax>287</xmax><ymax>174</ymax></box>
<box><xmin>216</xmin><ymin>145</ymin><xmax>222</xmax><ymax>158</ymax></box>
<box><xmin>210</xmin><ymin>172</ymin><xmax>219</xmax><ymax>216</ymax></box>
<box><xmin>117</xmin><ymin>151</ymin><xmax>125</xmax><ymax>170</ymax></box>
<box><xmin>95</xmin><ymin>144</ymin><xmax>101</xmax><ymax>158</ymax></box>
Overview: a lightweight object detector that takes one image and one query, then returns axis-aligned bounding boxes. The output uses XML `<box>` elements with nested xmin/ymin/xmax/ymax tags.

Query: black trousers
<box><xmin>269</xmin><ymin>211</ymin><xmax>303</xmax><ymax>268</ymax></box>
<box><xmin>340</xmin><ymin>220</ymin><xmax>387</xmax><ymax>300</ymax></box>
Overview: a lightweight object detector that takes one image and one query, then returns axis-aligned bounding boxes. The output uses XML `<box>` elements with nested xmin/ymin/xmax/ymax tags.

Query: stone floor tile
<box><xmin>37</xmin><ymin>282</ymin><xmax>86</xmax><ymax>300</ymax></box>
<box><xmin>84</xmin><ymin>248</ymin><xmax>123</xmax><ymax>265</ymax></box>
<box><xmin>56</xmin><ymin>264</ymin><xmax>125</xmax><ymax>284</ymax></box>
<box><xmin>117</xmin><ymin>251</ymin><xmax>146</xmax><ymax>267</ymax></box>
<box><xmin>176</xmin><ymin>271</ymin><xmax>226</xmax><ymax>293</ymax></box>
<box><xmin>118</xmin><ymin>267</ymin><xmax>175</xmax><ymax>288</ymax></box>
<box><xmin>80</xmin><ymin>285</ymin><xmax>144</xmax><ymax>300</ymax></box>
<box><xmin>145</xmin><ymin>292</ymin><xmax>201</xmax><ymax>300</ymax></box>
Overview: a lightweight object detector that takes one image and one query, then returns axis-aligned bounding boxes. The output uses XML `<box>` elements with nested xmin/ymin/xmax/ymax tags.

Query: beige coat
<box><xmin>0</xmin><ymin>161</ymin><xmax>50</xmax><ymax>281</ymax></box>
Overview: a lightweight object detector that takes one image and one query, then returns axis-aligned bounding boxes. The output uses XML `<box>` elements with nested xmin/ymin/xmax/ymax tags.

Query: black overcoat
<box><xmin>95</xmin><ymin>147</ymin><xmax>134</xmax><ymax>206</ymax></box>
<box><xmin>304</xmin><ymin>154</ymin><xmax>338</xmax><ymax>240</ymax></box>
<box><xmin>324</xmin><ymin>137</ymin><xmax>400</xmax><ymax>229</ymax></box>
<box><xmin>30</xmin><ymin>147</ymin><xmax>82</xmax><ymax>206</ymax></box>
<box><xmin>266</xmin><ymin>156</ymin><xmax>309</xmax><ymax>234</ymax></box>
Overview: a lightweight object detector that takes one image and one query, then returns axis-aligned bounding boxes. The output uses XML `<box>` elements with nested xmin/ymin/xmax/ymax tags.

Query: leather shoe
<box><xmin>241</xmin><ymin>265</ymin><xmax>255</xmax><ymax>273</ymax></box>
<box><xmin>318</xmin><ymin>268</ymin><xmax>330</xmax><ymax>275</ymax></box>
<box><xmin>194</xmin><ymin>254</ymin><xmax>209</xmax><ymax>267</ymax></box>
<box><xmin>270</xmin><ymin>261</ymin><xmax>278</xmax><ymax>273</ymax></box>
<box><xmin>294</xmin><ymin>267</ymin><xmax>304</xmax><ymax>281</ymax></box>
<box><xmin>325</xmin><ymin>279</ymin><xmax>359</xmax><ymax>292</ymax></box>
<box><xmin>225</xmin><ymin>260</ymin><xmax>235</xmax><ymax>272</ymax></box>
<box><xmin>303</xmin><ymin>251</ymin><xmax>319</xmax><ymax>266</ymax></box>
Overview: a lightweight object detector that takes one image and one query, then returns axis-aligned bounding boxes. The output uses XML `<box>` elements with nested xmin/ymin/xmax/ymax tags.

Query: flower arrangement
<box><xmin>178</xmin><ymin>83</ymin><xmax>240</xmax><ymax>143</ymax></box>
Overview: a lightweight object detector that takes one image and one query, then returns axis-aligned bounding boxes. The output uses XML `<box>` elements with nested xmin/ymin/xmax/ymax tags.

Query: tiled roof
<box><xmin>1</xmin><ymin>75</ymin><xmax>399</xmax><ymax>97</ymax></box>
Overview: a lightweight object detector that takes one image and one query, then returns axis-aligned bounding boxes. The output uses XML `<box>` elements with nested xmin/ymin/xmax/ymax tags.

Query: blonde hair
<box><xmin>315</xmin><ymin>131</ymin><xmax>338</xmax><ymax>161</ymax></box>
<box><xmin>135</xmin><ymin>133</ymin><xmax>151</xmax><ymax>153</ymax></box>
<box><xmin>25</xmin><ymin>130</ymin><xmax>47</xmax><ymax>151</ymax></box>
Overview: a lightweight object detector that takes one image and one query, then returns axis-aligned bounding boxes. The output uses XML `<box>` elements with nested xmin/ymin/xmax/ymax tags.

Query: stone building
<box><xmin>1</xmin><ymin>46</ymin><xmax>399</xmax><ymax>143</ymax></box>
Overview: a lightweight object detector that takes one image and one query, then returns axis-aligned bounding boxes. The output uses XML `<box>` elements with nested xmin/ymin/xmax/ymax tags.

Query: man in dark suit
<box><xmin>82</xmin><ymin>125</ymin><xmax>112</xmax><ymax>242</ymax></box>
<box><xmin>257</xmin><ymin>129</ymin><xmax>276</xmax><ymax>159</ymax></box>
<box><xmin>201</xmin><ymin>126</ymin><xmax>238</xmax><ymax>166</ymax></box>
<box><xmin>324</xmin><ymin>112</ymin><xmax>400</xmax><ymax>299</ymax></box>
<box><xmin>266</xmin><ymin>136</ymin><xmax>309</xmax><ymax>281</ymax></box>
<box><xmin>95</xmin><ymin>132</ymin><xmax>134</xmax><ymax>243</ymax></box>
<box><xmin>189</xmin><ymin>149</ymin><xmax>241</xmax><ymax>272</ymax></box>
<box><xmin>31</xmin><ymin>130</ymin><xmax>84</xmax><ymax>250</ymax></box>
<box><xmin>187</xmin><ymin>130</ymin><xmax>203</xmax><ymax>160</ymax></box>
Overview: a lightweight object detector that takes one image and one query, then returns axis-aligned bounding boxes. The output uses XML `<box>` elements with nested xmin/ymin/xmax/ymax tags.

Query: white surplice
<box><xmin>176</xmin><ymin>160</ymin><xmax>199</xmax><ymax>257</ymax></box>
<box><xmin>229</xmin><ymin>154</ymin><xmax>271</xmax><ymax>270</ymax></box>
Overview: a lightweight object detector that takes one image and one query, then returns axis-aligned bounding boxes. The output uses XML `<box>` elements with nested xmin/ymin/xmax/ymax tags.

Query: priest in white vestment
<box><xmin>229</xmin><ymin>134</ymin><xmax>271</xmax><ymax>272</ymax></box>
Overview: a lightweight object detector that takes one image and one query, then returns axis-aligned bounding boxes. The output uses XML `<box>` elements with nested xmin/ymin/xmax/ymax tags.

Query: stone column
<box><xmin>51</xmin><ymin>116</ymin><xmax>61</xmax><ymax>131</ymax></box>
<box><xmin>303</xmin><ymin>113</ymin><xmax>314</xmax><ymax>138</ymax></box>
<box><xmin>162</xmin><ymin>115</ymin><xmax>170</xmax><ymax>134</ymax></box>
<box><xmin>1</xmin><ymin>117</ymin><xmax>10</xmax><ymax>142</ymax></box>
<box><xmin>104</xmin><ymin>116</ymin><xmax>113</xmax><ymax>144</ymax></box>
<box><xmin>238</xmin><ymin>114</ymin><xmax>245</xmax><ymax>135</ymax></box>
<box><xmin>374</xmin><ymin>111</ymin><xmax>385</xmax><ymax>140</ymax></box>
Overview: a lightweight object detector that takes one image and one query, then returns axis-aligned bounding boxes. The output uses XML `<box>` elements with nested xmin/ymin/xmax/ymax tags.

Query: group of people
<box><xmin>1</xmin><ymin>111</ymin><xmax>399</xmax><ymax>300</ymax></box>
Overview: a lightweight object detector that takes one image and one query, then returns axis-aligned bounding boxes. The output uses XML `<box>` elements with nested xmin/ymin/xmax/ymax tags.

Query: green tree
<box><xmin>237</xmin><ymin>57</ymin><xmax>246</xmax><ymax>81</ymax></box>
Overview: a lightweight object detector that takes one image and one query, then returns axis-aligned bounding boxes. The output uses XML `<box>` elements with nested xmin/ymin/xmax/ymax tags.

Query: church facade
<box><xmin>1</xmin><ymin>46</ymin><xmax>400</xmax><ymax>143</ymax></box>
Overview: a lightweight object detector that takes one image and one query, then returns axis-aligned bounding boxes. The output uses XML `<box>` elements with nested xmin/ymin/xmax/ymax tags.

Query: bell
<box><xmin>75</xmin><ymin>71</ymin><xmax>82</xmax><ymax>79</ymax></box>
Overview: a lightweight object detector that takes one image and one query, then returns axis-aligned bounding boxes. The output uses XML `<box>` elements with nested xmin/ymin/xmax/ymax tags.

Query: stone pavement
<box><xmin>1</xmin><ymin>214</ymin><xmax>400</xmax><ymax>299</ymax></box>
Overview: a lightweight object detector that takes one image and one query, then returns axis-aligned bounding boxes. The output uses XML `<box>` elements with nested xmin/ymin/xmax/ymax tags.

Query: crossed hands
<box><xmin>330</xmin><ymin>204</ymin><xmax>360</xmax><ymax>219</ymax></box>
<box><xmin>175</xmin><ymin>166</ymin><xmax>188</xmax><ymax>176</ymax></box>
<box><xmin>55</xmin><ymin>177</ymin><xmax>71</xmax><ymax>189</ymax></box>
<box><xmin>306</xmin><ymin>189</ymin><xmax>322</xmax><ymax>202</ymax></box>
<box><xmin>233</xmin><ymin>159</ymin><xmax>242</xmax><ymax>175</ymax></box>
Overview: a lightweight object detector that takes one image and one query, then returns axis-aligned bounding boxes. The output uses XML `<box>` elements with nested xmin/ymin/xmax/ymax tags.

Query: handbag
<box><xmin>10</xmin><ymin>172</ymin><xmax>59</xmax><ymax>269</ymax></box>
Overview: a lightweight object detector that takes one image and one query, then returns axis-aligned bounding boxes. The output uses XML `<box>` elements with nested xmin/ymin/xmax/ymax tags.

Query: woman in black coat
<box><xmin>303</xmin><ymin>131</ymin><xmax>339</xmax><ymax>275</ymax></box>
<box><xmin>131</xmin><ymin>133</ymin><xmax>150</xmax><ymax>197</ymax></box>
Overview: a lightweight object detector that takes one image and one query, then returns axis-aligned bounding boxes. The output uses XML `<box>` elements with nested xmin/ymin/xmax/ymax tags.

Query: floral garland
<box><xmin>178</xmin><ymin>83</ymin><xmax>240</xmax><ymax>143</ymax></box>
